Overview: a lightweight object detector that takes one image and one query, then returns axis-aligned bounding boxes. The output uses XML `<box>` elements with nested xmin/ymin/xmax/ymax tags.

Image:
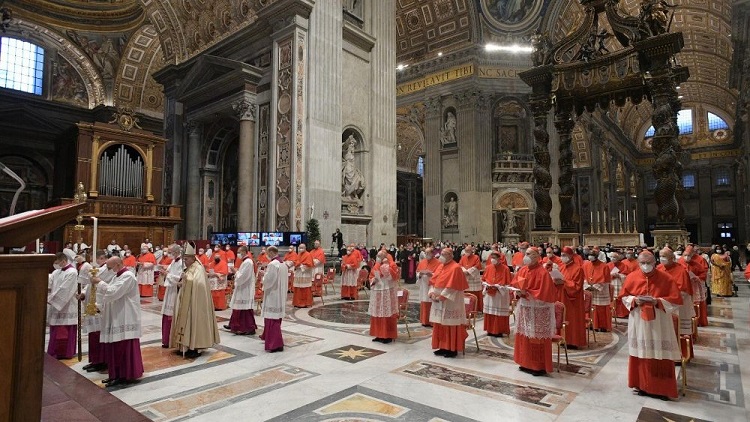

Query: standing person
<box><xmin>198</xmin><ymin>247</ymin><xmax>210</xmax><ymax>267</ymax></box>
<box><xmin>481</xmin><ymin>250</ymin><xmax>512</xmax><ymax>337</ymax></box>
<box><xmin>91</xmin><ymin>256</ymin><xmax>144</xmax><ymax>387</ymax></box>
<box><xmin>47</xmin><ymin>253</ymin><xmax>78</xmax><ymax>359</ymax></box>
<box><xmin>416</xmin><ymin>247</ymin><xmax>440</xmax><ymax>327</ymax></box>
<box><xmin>340</xmin><ymin>244</ymin><xmax>362</xmax><ymax>300</ymax></box>
<box><xmin>512</xmin><ymin>247</ymin><xmax>557</xmax><ymax>376</ymax></box>
<box><xmin>729</xmin><ymin>246</ymin><xmax>742</xmax><ymax>271</ymax></box>
<box><xmin>310</xmin><ymin>240</ymin><xmax>326</xmax><ymax>279</ymax></box>
<box><xmin>79</xmin><ymin>250</ymin><xmax>114</xmax><ymax>372</ymax></box>
<box><xmin>224</xmin><ymin>245</ymin><xmax>236</xmax><ymax>268</ymax></box>
<box><xmin>332</xmin><ymin>228</ymin><xmax>344</xmax><ymax>253</ymax></box>
<box><xmin>608</xmin><ymin>251</ymin><xmax>631</xmax><ymax>319</ymax></box>
<box><xmin>292</xmin><ymin>244</ymin><xmax>314</xmax><ymax>308</ymax></box>
<box><xmin>429</xmin><ymin>248</ymin><xmax>469</xmax><ymax>358</ymax></box>
<box><xmin>225</xmin><ymin>246</ymin><xmax>257</xmax><ymax>335</ymax></box>
<box><xmin>261</xmin><ymin>246</ymin><xmax>287</xmax><ymax>352</ymax></box>
<box><xmin>257</xmin><ymin>247</ymin><xmax>270</xmax><ymax>266</ymax></box>
<box><xmin>207</xmin><ymin>253</ymin><xmax>229</xmax><ymax>310</ymax></box>
<box><xmin>511</xmin><ymin>242</ymin><xmax>529</xmax><ymax>272</ymax></box>
<box><xmin>679</xmin><ymin>245</ymin><xmax>708</xmax><ymax>326</ymax></box>
<box><xmin>745</xmin><ymin>243</ymin><xmax>750</xmax><ymax>266</ymax></box>
<box><xmin>122</xmin><ymin>249</ymin><xmax>137</xmax><ymax>272</ymax></box>
<box><xmin>460</xmin><ymin>245</ymin><xmax>484</xmax><ymax>312</ymax></box>
<box><xmin>711</xmin><ymin>247</ymin><xmax>733</xmax><ymax>297</ymax></box>
<box><xmin>583</xmin><ymin>247</ymin><xmax>612</xmax><ymax>332</ymax></box>
<box><xmin>368</xmin><ymin>250</ymin><xmax>400</xmax><ymax>343</ymax></box>
<box><xmin>553</xmin><ymin>247</ymin><xmax>586</xmax><ymax>349</ymax></box>
<box><xmin>136</xmin><ymin>246</ymin><xmax>157</xmax><ymax>297</ymax></box>
<box><xmin>618</xmin><ymin>251</ymin><xmax>682</xmax><ymax>400</ymax></box>
<box><xmin>170</xmin><ymin>242</ymin><xmax>220</xmax><ymax>359</ymax></box>
<box><xmin>162</xmin><ymin>244</ymin><xmax>184</xmax><ymax>348</ymax></box>
<box><xmin>156</xmin><ymin>247</ymin><xmax>173</xmax><ymax>301</ymax></box>
<box><xmin>658</xmin><ymin>247</ymin><xmax>695</xmax><ymax>359</ymax></box>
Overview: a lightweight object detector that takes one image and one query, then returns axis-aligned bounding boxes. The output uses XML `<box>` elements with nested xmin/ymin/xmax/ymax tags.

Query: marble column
<box><xmin>185</xmin><ymin>121</ymin><xmax>202</xmax><ymax>239</ymax></box>
<box><xmin>554</xmin><ymin>104</ymin><xmax>576</xmax><ymax>233</ymax></box>
<box><xmin>424</xmin><ymin>96</ymin><xmax>442</xmax><ymax>239</ymax></box>
<box><xmin>233</xmin><ymin>99</ymin><xmax>257</xmax><ymax>231</ymax></box>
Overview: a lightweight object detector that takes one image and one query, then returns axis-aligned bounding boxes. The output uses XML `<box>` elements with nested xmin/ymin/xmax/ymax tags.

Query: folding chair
<box><xmin>398</xmin><ymin>288</ymin><xmax>411</xmax><ymax>338</ymax></box>
<box><xmin>463</xmin><ymin>293</ymin><xmax>480</xmax><ymax>354</ymax></box>
<box><xmin>312</xmin><ymin>273</ymin><xmax>325</xmax><ymax>305</ymax></box>
<box><xmin>552</xmin><ymin>301</ymin><xmax>569</xmax><ymax>372</ymax></box>
<box><xmin>584</xmin><ymin>290</ymin><xmax>597</xmax><ymax>346</ymax></box>
<box><xmin>356</xmin><ymin>268</ymin><xmax>369</xmax><ymax>299</ymax></box>
<box><xmin>324</xmin><ymin>268</ymin><xmax>336</xmax><ymax>295</ymax></box>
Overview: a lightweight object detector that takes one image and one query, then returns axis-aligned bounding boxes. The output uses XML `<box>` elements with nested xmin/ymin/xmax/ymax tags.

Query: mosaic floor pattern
<box><xmin>680</xmin><ymin>357</ymin><xmax>743</xmax><ymax>407</ymax></box>
<box><xmin>637</xmin><ymin>407</ymin><xmax>712</xmax><ymax>422</ymax></box>
<box><xmin>394</xmin><ymin>360</ymin><xmax>576</xmax><ymax>415</ymax></box>
<box><xmin>265</xmin><ymin>386</ymin><xmax>478</xmax><ymax>422</ymax></box>
<box><xmin>319</xmin><ymin>345</ymin><xmax>386</xmax><ymax>363</ymax></box>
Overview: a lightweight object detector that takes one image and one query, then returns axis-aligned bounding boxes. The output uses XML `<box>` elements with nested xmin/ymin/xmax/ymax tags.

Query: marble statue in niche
<box><xmin>342</xmin><ymin>0</ymin><xmax>363</xmax><ymax>18</ymax></box>
<box><xmin>502</xmin><ymin>207</ymin><xmax>518</xmax><ymax>235</ymax></box>
<box><xmin>443</xmin><ymin>193</ymin><xmax>458</xmax><ymax>229</ymax></box>
<box><xmin>440</xmin><ymin>111</ymin><xmax>457</xmax><ymax>147</ymax></box>
<box><xmin>341</xmin><ymin>134</ymin><xmax>366</xmax><ymax>213</ymax></box>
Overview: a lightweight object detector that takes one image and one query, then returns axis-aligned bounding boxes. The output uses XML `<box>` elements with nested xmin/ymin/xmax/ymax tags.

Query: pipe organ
<box><xmin>98</xmin><ymin>144</ymin><xmax>145</xmax><ymax>198</ymax></box>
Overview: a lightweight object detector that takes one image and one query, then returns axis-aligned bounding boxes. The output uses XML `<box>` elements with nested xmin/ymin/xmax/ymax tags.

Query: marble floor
<box><xmin>55</xmin><ymin>270</ymin><xmax>750</xmax><ymax>422</ymax></box>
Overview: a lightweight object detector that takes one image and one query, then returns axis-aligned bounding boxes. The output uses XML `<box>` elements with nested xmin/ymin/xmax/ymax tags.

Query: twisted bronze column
<box><xmin>530</xmin><ymin>95</ymin><xmax>553</xmax><ymax>230</ymax></box>
<box><xmin>555</xmin><ymin>105</ymin><xmax>577</xmax><ymax>233</ymax></box>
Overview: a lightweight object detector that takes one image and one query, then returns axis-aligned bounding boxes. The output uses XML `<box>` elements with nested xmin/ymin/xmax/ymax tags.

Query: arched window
<box><xmin>644</xmin><ymin>109</ymin><xmax>693</xmax><ymax>138</ymax></box>
<box><xmin>707</xmin><ymin>112</ymin><xmax>729</xmax><ymax>131</ymax></box>
<box><xmin>416</xmin><ymin>156</ymin><xmax>424</xmax><ymax>177</ymax></box>
<box><xmin>0</xmin><ymin>38</ymin><xmax>44</xmax><ymax>95</ymax></box>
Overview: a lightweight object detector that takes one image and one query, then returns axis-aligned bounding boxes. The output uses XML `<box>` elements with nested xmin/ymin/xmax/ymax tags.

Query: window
<box><xmin>707</xmin><ymin>112</ymin><xmax>729</xmax><ymax>131</ymax></box>
<box><xmin>416</xmin><ymin>156</ymin><xmax>424</xmax><ymax>177</ymax></box>
<box><xmin>682</xmin><ymin>173</ymin><xmax>695</xmax><ymax>188</ymax></box>
<box><xmin>0</xmin><ymin>38</ymin><xmax>44</xmax><ymax>95</ymax></box>
<box><xmin>715</xmin><ymin>168</ymin><xmax>730</xmax><ymax>187</ymax></box>
<box><xmin>644</xmin><ymin>109</ymin><xmax>693</xmax><ymax>138</ymax></box>
<box><xmin>646</xmin><ymin>175</ymin><xmax>657</xmax><ymax>191</ymax></box>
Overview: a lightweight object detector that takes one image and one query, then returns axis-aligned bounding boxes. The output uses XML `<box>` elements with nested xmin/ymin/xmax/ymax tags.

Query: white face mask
<box><xmin>561</xmin><ymin>255</ymin><xmax>571</xmax><ymax>264</ymax></box>
<box><xmin>438</xmin><ymin>256</ymin><xmax>448</xmax><ymax>264</ymax></box>
<box><xmin>522</xmin><ymin>256</ymin><xmax>532</xmax><ymax>266</ymax></box>
<box><xmin>640</xmin><ymin>263</ymin><xmax>654</xmax><ymax>274</ymax></box>
<box><xmin>587</xmin><ymin>256</ymin><xmax>597</xmax><ymax>262</ymax></box>
<box><xmin>659</xmin><ymin>257</ymin><xmax>670</xmax><ymax>266</ymax></box>
<box><xmin>490</xmin><ymin>259</ymin><xmax>498</xmax><ymax>265</ymax></box>
<box><xmin>53</xmin><ymin>263</ymin><xmax>62</xmax><ymax>270</ymax></box>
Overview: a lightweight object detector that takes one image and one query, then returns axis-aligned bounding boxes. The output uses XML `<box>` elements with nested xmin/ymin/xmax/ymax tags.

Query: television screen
<box><xmin>237</xmin><ymin>232</ymin><xmax>261</xmax><ymax>246</ymax></box>
<box><xmin>261</xmin><ymin>232</ymin><xmax>284</xmax><ymax>246</ymax></box>
<box><xmin>286</xmin><ymin>232</ymin><xmax>306</xmax><ymax>246</ymax></box>
<box><xmin>210</xmin><ymin>232</ymin><xmax>237</xmax><ymax>246</ymax></box>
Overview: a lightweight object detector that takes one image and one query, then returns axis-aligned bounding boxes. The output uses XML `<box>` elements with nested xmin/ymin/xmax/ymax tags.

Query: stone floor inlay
<box><xmin>680</xmin><ymin>357</ymin><xmax>743</xmax><ymax>407</ymax></box>
<box><xmin>319</xmin><ymin>345</ymin><xmax>386</xmax><ymax>363</ymax></box>
<box><xmin>308</xmin><ymin>300</ymin><xmax>420</xmax><ymax>325</ymax></box>
<box><xmin>395</xmin><ymin>360</ymin><xmax>575</xmax><ymax>414</ymax></box>
<box><xmin>135</xmin><ymin>364</ymin><xmax>317</xmax><ymax>421</ymax></box>
<box><xmin>636</xmin><ymin>407</ymin><xmax>712</xmax><ymax>422</ymax></box>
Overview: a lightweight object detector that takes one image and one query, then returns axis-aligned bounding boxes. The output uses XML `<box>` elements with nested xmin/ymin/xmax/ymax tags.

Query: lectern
<box><xmin>0</xmin><ymin>202</ymin><xmax>85</xmax><ymax>422</ymax></box>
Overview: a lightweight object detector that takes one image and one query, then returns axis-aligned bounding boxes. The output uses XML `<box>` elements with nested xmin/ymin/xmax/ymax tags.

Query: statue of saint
<box><xmin>439</xmin><ymin>111</ymin><xmax>457</xmax><ymax>147</ymax></box>
<box><xmin>502</xmin><ymin>207</ymin><xmax>517</xmax><ymax>235</ymax></box>
<box><xmin>341</xmin><ymin>135</ymin><xmax>366</xmax><ymax>204</ymax></box>
<box><xmin>443</xmin><ymin>196</ymin><xmax>458</xmax><ymax>228</ymax></box>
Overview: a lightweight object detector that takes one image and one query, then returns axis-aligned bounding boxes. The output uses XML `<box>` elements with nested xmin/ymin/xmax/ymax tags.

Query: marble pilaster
<box><xmin>233</xmin><ymin>99</ymin><xmax>257</xmax><ymax>232</ymax></box>
<box><xmin>185</xmin><ymin>121</ymin><xmax>202</xmax><ymax>239</ymax></box>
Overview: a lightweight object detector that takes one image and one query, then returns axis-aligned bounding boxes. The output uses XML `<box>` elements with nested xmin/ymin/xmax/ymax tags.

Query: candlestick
<box><xmin>590</xmin><ymin>211</ymin><xmax>594</xmax><ymax>233</ymax></box>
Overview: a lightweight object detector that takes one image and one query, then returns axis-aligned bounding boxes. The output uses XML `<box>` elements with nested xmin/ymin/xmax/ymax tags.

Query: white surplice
<box><xmin>464</xmin><ymin>266</ymin><xmax>481</xmax><ymax>291</ymax></box>
<box><xmin>162</xmin><ymin>258</ymin><xmax>185</xmax><ymax>317</ymax></box>
<box><xmin>368</xmin><ymin>263</ymin><xmax>398</xmax><ymax>318</ymax></box>
<box><xmin>48</xmin><ymin>265</ymin><xmax>78</xmax><ymax>326</ymax></box>
<box><xmin>622</xmin><ymin>295</ymin><xmax>681</xmax><ymax>360</ymax></box>
<box><xmin>428</xmin><ymin>287</ymin><xmax>467</xmax><ymax>326</ymax></box>
<box><xmin>230</xmin><ymin>257</ymin><xmax>256</xmax><ymax>310</ymax></box>
<box><xmin>99</xmin><ymin>269</ymin><xmax>142</xmax><ymax>343</ymax></box>
<box><xmin>262</xmin><ymin>260</ymin><xmax>288</xmax><ymax>319</ymax></box>
<box><xmin>416</xmin><ymin>271</ymin><xmax>433</xmax><ymax>302</ymax></box>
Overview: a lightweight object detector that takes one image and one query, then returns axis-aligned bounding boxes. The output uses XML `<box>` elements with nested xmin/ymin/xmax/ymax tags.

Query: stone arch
<box><xmin>7</xmin><ymin>18</ymin><xmax>106</xmax><ymax>107</ymax></box>
<box><xmin>493</xmin><ymin>189</ymin><xmax>534</xmax><ymax>212</ymax></box>
<box><xmin>114</xmin><ymin>24</ymin><xmax>165</xmax><ymax>117</ymax></box>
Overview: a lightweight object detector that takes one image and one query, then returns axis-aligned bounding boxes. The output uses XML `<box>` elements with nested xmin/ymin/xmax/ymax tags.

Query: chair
<box><xmin>552</xmin><ymin>301</ymin><xmax>569</xmax><ymax>372</ymax></box>
<box><xmin>397</xmin><ymin>289</ymin><xmax>411</xmax><ymax>338</ymax></box>
<box><xmin>692</xmin><ymin>303</ymin><xmax>700</xmax><ymax>341</ymax></box>
<box><xmin>287</xmin><ymin>271</ymin><xmax>294</xmax><ymax>293</ymax></box>
<box><xmin>254</xmin><ymin>271</ymin><xmax>265</xmax><ymax>314</ymax></box>
<box><xmin>583</xmin><ymin>290</ymin><xmax>597</xmax><ymax>346</ymax></box>
<box><xmin>463</xmin><ymin>293</ymin><xmax>480</xmax><ymax>354</ymax></box>
<box><xmin>312</xmin><ymin>273</ymin><xmax>325</xmax><ymax>305</ymax></box>
<box><xmin>679</xmin><ymin>335</ymin><xmax>692</xmax><ymax>396</ymax></box>
<box><xmin>324</xmin><ymin>268</ymin><xmax>336</xmax><ymax>295</ymax></box>
<box><xmin>509</xmin><ymin>297</ymin><xmax>518</xmax><ymax>323</ymax></box>
<box><xmin>356</xmin><ymin>268</ymin><xmax>369</xmax><ymax>299</ymax></box>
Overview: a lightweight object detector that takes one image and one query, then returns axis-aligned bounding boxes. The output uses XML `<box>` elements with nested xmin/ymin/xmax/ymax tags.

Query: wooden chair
<box><xmin>692</xmin><ymin>303</ymin><xmax>700</xmax><ymax>340</ymax></box>
<box><xmin>254</xmin><ymin>270</ymin><xmax>265</xmax><ymax>314</ymax></box>
<box><xmin>312</xmin><ymin>273</ymin><xmax>325</xmax><ymax>305</ymax></box>
<box><xmin>324</xmin><ymin>268</ymin><xmax>336</xmax><ymax>295</ymax></box>
<box><xmin>552</xmin><ymin>301</ymin><xmax>569</xmax><ymax>372</ymax></box>
<box><xmin>583</xmin><ymin>290</ymin><xmax>597</xmax><ymax>346</ymax></box>
<box><xmin>397</xmin><ymin>288</ymin><xmax>411</xmax><ymax>338</ymax></box>
<box><xmin>463</xmin><ymin>293</ymin><xmax>480</xmax><ymax>354</ymax></box>
<box><xmin>356</xmin><ymin>268</ymin><xmax>369</xmax><ymax>299</ymax></box>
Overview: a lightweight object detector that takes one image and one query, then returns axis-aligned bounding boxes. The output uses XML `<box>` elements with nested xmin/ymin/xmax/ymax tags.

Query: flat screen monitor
<box><xmin>210</xmin><ymin>232</ymin><xmax>237</xmax><ymax>246</ymax></box>
<box><xmin>237</xmin><ymin>232</ymin><xmax>261</xmax><ymax>246</ymax></box>
<box><xmin>286</xmin><ymin>232</ymin><xmax>306</xmax><ymax>246</ymax></box>
<box><xmin>261</xmin><ymin>232</ymin><xmax>284</xmax><ymax>246</ymax></box>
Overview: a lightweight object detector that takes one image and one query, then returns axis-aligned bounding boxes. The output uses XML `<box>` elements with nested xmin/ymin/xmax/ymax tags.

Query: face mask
<box><xmin>237</xmin><ymin>253</ymin><xmax>244</xmax><ymax>260</ymax></box>
<box><xmin>716</xmin><ymin>250</ymin><xmax>722</xmax><ymax>254</ymax></box>
<box><xmin>640</xmin><ymin>264</ymin><xmax>654</xmax><ymax>273</ymax></box>
<box><xmin>659</xmin><ymin>257</ymin><xmax>669</xmax><ymax>265</ymax></box>
<box><xmin>53</xmin><ymin>263</ymin><xmax>62</xmax><ymax>270</ymax></box>
<box><xmin>434</xmin><ymin>254</ymin><xmax>440</xmax><ymax>259</ymax></box>
<box><xmin>376</xmin><ymin>258</ymin><xmax>383</xmax><ymax>264</ymax></box>
<box><xmin>438</xmin><ymin>256</ymin><xmax>448</xmax><ymax>264</ymax></box>
<box><xmin>588</xmin><ymin>255</ymin><xmax>597</xmax><ymax>262</ymax></box>
<box><xmin>490</xmin><ymin>259</ymin><xmax>498</xmax><ymax>265</ymax></box>
<box><xmin>519</xmin><ymin>248</ymin><xmax>527</xmax><ymax>254</ymax></box>
<box><xmin>561</xmin><ymin>255</ymin><xmax>571</xmax><ymax>264</ymax></box>
<box><xmin>522</xmin><ymin>256</ymin><xmax>532</xmax><ymax>266</ymax></box>
<box><xmin>346</xmin><ymin>250</ymin><xmax>351</xmax><ymax>255</ymax></box>
<box><xmin>547</xmin><ymin>253</ymin><xmax>554</xmax><ymax>258</ymax></box>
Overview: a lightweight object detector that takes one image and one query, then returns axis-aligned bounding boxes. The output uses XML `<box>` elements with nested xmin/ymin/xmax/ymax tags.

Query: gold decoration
<box><xmin>85</xmin><ymin>267</ymin><xmax>99</xmax><ymax>316</ymax></box>
<box><xmin>108</xmin><ymin>107</ymin><xmax>142</xmax><ymax>132</ymax></box>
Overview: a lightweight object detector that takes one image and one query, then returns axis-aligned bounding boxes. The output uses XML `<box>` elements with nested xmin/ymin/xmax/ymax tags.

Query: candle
<box><xmin>619</xmin><ymin>210</ymin><xmax>622</xmax><ymax>222</ymax></box>
<box><xmin>35</xmin><ymin>238</ymin><xmax>40</xmax><ymax>254</ymax></box>
<box><xmin>590</xmin><ymin>211</ymin><xmax>594</xmax><ymax>224</ymax></box>
<box><xmin>626</xmin><ymin>210</ymin><xmax>629</xmax><ymax>223</ymax></box>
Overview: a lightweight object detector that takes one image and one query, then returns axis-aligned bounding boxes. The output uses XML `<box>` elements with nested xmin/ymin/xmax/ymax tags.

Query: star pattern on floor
<box><xmin>319</xmin><ymin>345</ymin><xmax>386</xmax><ymax>363</ymax></box>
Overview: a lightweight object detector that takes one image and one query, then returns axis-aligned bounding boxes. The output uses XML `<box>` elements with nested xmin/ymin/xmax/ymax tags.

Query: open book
<box><xmin>549</xmin><ymin>268</ymin><xmax>564</xmax><ymax>281</ymax></box>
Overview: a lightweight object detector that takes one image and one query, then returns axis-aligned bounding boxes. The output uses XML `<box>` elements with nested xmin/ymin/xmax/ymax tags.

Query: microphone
<box><xmin>0</xmin><ymin>162</ymin><xmax>26</xmax><ymax>216</ymax></box>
